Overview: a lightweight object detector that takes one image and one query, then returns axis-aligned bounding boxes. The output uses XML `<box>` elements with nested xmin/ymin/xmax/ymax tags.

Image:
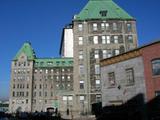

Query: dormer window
<box><xmin>99</xmin><ymin>10</ymin><xmax>108</xmax><ymax>17</ymax></box>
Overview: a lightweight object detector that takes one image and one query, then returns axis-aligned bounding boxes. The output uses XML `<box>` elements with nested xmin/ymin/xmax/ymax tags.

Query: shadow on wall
<box><xmin>92</xmin><ymin>94</ymin><xmax>160</xmax><ymax>120</ymax></box>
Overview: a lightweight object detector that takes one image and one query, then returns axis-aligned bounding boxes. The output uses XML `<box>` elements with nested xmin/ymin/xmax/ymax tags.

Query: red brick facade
<box><xmin>142</xmin><ymin>42</ymin><xmax>160</xmax><ymax>101</ymax></box>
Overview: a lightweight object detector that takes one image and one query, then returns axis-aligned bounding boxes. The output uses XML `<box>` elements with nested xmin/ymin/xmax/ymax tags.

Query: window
<box><xmin>115</xmin><ymin>49</ymin><xmax>120</xmax><ymax>55</ymax></box>
<box><xmin>34</xmin><ymin>69</ymin><xmax>37</xmax><ymax>73</ymax></box>
<box><xmin>102</xmin><ymin>36</ymin><xmax>106</xmax><ymax>44</ymax></box>
<box><xmin>106</xmin><ymin>23</ymin><xmax>109</xmax><ymax>30</ymax></box>
<box><xmin>80</xmin><ymin>80</ymin><xmax>84</xmax><ymax>89</ymax></box>
<box><xmin>93</xmin><ymin>23</ymin><xmax>98</xmax><ymax>31</ymax></box>
<box><xmin>113</xmin><ymin>23</ymin><xmax>117</xmax><ymax>31</ymax></box>
<box><xmin>68</xmin><ymin>96</ymin><xmax>73</xmax><ymax>101</ymax></box>
<box><xmin>106</xmin><ymin>36</ymin><xmax>110</xmax><ymax>44</ymax></box>
<box><xmin>45</xmin><ymin>69</ymin><xmax>48</xmax><ymax>74</ymax></box>
<box><xmin>39</xmin><ymin>84</ymin><xmax>42</xmax><ymax>89</ymax></box>
<box><xmin>78</xmin><ymin>24</ymin><xmax>83</xmax><ymax>31</ymax></box>
<box><xmin>79</xmin><ymin>65</ymin><xmax>84</xmax><ymax>75</ymax></box>
<box><xmin>79</xmin><ymin>50</ymin><xmax>83</xmax><ymax>59</ymax></box>
<box><xmin>108</xmin><ymin>72</ymin><xmax>116</xmax><ymax>87</ymax></box>
<box><xmin>152</xmin><ymin>59</ymin><xmax>160</xmax><ymax>75</ymax></box>
<box><xmin>45</xmin><ymin>92</ymin><xmax>47</xmax><ymax>97</ymax></box>
<box><xmin>100</xmin><ymin>10</ymin><xmax>107</xmax><ymax>17</ymax></box>
<box><xmin>127</xmin><ymin>23</ymin><xmax>132</xmax><ymax>32</ymax></box>
<box><xmin>14</xmin><ymin>62</ymin><xmax>17</xmax><ymax>66</ymax></box>
<box><xmin>67</xmin><ymin>76</ymin><xmax>70</xmax><ymax>80</ymax></box>
<box><xmin>13</xmin><ymin>92</ymin><xmax>15</xmax><ymax>97</ymax></box>
<box><xmin>26</xmin><ymin>92</ymin><xmax>29</xmax><ymax>97</ymax></box>
<box><xmin>93</xmin><ymin>36</ymin><xmax>98</xmax><ymax>44</ymax></box>
<box><xmin>102</xmin><ymin>50</ymin><xmax>107</xmax><ymax>59</ymax></box>
<box><xmin>78</xmin><ymin>37</ymin><xmax>83</xmax><ymax>45</ymax></box>
<box><xmin>62</xmin><ymin>76</ymin><xmax>65</xmax><ymax>80</ymax></box>
<box><xmin>128</xmin><ymin>35</ymin><xmax>133</xmax><ymax>43</ymax></box>
<box><xmin>94</xmin><ymin>50</ymin><xmax>99</xmax><ymax>59</ymax></box>
<box><xmin>101</xmin><ymin>23</ymin><xmax>105</xmax><ymax>30</ymax></box>
<box><xmin>155</xmin><ymin>91</ymin><xmax>160</xmax><ymax>96</ymax></box>
<box><xmin>34</xmin><ymin>92</ymin><xmax>36</xmax><ymax>97</ymax></box>
<box><xmin>126</xmin><ymin>68</ymin><xmax>134</xmax><ymax>85</ymax></box>
<box><xmin>107</xmin><ymin>50</ymin><xmax>112</xmax><ymax>58</ymax></box>
<box><xmin>80</xmin><ymin>96</ymin><xmax>85</xmax><ymax>101</ymax></box>
<box><xmin>63</xmin><ymin>96</ymin><xmax>67</xmax><ymax>101</ymax></box>
<box><xmin>114</xmin><ymin>36</ymin><xmax>118</xmax><ymax>43</ymax></box>
<box><xmin>26</xmin><ymin>99</ymin><xmax>28</xmax><ymax>104</ymax></box>
<box><xmin>39</xmin><ymin>92</ymin><xmax>42</xmax><ymax>97</ymax></box>
<box><xmin>96</xmin><ymin>80</ymin><xmax>100</xmax><ymax>88</ymax></box>
<box><xmin>96</xmin><ymin>94</ymin><xmax>101</xmax><ymax>102</ymax></box>
<box><xmin>95</xmin><ymin>64</ymin><xmax>100</xmax><ymax>74</ymax></box>
<box><xmin>27</xmin><ymin>84</ymin><xmax>29</xmax><ymax>89</ymax></box>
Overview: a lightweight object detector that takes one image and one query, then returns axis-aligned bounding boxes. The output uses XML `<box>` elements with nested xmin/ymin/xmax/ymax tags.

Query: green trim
<box><xmin>13</xmin><ymin>42</ymin><xmax>36</xmax><ymax>60</ymax></box>
<box><xmin>74</xmin><ymin>0</ymin><xmax>134</xmax><ymax>21</ymax></box>
<box><xmin>34</xmin><ymin>58</ymin><xmax>73</xmax><ymax>68</ymax></box>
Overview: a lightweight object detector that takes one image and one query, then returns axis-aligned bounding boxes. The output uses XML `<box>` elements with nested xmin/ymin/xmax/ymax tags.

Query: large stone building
<box><xmin>100</xmin><ymin>40</ymin><xmax>160</xmax><ymax>107</ymax></box>
<box><xmin>10</xmin><ymin>0</ymin><xmax>138</xmax><ymax>116</ymax></box>
<box><xmin>9</xmin><ymin>42</ymin><xmax>74</xmax><ymax>113</ymax></box>
<box><xmin>71</xmin><ymin>0</ymin><xmax>138</xmax><ymax>114</ymax></box>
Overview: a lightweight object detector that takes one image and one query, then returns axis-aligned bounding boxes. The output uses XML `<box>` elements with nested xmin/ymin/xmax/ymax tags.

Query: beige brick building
<box><xmin>71</xmin><ymin>0</ymin><xmax>138</xmax><ymax>114</ymax></box>
<box><xmin>10</xmin><ymin>0</ymin><xmax>138</xmax><ymax>117</ymax></box>
<box><xmin>9</xmin><ymin>42</ymin><xmax>74</xmax><ymax>113</ymax></box>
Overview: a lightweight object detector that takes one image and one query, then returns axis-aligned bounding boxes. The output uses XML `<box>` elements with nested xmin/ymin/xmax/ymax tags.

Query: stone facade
<box><xmin>72</xmin><ymin>11</ymin><xmax>137</xmax><ymax>114</ymax></box>
<box><xmin>9</xmin><ymin>43</ymin><xmax>74</xmax><ymax>113</ymax></box>
<box><xmin>100</xmin><ymin>40</ymin><xmax>160</xmax><ymax>107</ymax></box>
<box><xmin>101</xmin><ymin>56</ymin><xmax>146</xmax><ymax>107</ymax></box>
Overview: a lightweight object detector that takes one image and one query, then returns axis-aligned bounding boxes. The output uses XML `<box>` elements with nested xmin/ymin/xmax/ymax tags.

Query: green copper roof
<box><xmin>34</xmin><ymin>58</ymin><xmax>73</xmax><ymax>68</ymax></box>
<box><xmin>13</xmin><ymin>42</ymin><xmax>36</xmax><ymax>60</ymax></box>
<box><xmin>74</xmin><ymin>0</ymin><xmax>134</xmax><ymax>21</ymax></box>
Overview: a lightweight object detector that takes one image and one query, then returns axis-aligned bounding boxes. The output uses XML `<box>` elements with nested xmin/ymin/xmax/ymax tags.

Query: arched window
<box><xmin>152</xmin><ymin>59</ymin><xmax>160</xmax><ymax>75</ymax></box>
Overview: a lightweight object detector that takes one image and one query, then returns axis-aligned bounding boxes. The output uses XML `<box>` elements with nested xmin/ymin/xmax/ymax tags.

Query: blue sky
<box><xmin>0</xmin><ymin>0</ymin><xmax>160</xmax><ymax>100</ymax></box>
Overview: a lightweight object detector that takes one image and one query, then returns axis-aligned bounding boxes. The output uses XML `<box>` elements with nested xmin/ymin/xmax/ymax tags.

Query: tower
<box><xmin>9</xmin><ymin>42</ymin><xmax>35</xmax><ymax>112</ymax></box>
<box><xmin>72</xmin><ymin>0</ymin><xmax>138</xmax><ymax>114</ymax></box>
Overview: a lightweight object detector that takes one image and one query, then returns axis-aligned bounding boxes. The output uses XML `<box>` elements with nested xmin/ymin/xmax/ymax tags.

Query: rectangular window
<box><xmin>113</xmin><ymin>23</ymin><xmax>117</xmax><ymax>31</ymax></box>
<box><xmin>152</xmin><ymin>59</ymin><xmax>160</xmax><ymax>75</ymax></box>
<box><xmin>26</xmin><ymin>92</ymin><xmax>29</xmax><ymax>97</ymax></box>
<box><xmin>13</xmin><ymin>92</ymin><xmax>15</xmax><ymax>97</ymax></box>
<box><xmin>80</xmin><ymin>80</ymin><xmax>84</xmax><ymax>89</ymax></box>
<box><xmin>68</xmin><ymin>96</ymin><xmax>73</xmax><ymax>101</ymax></box>
<box><xmin>93</xmin><ymin>36</ymin><xmax>98</xmax><ymax>44</ymax></box>
<box><xmin>126</xmin><ymin>68</ymin><xmax>134</xmax><ymax>85</ymax></box>
<box><xmin>102</xmin><ymin>36</ymin><xmax>106</xmax><ymax>44</ymax></box>
<box><xmin>127</xmin><ymin>23</ymin><xmax>132</xmax><ymax>32</ymax></box>
<box><xmin>95</xmin><ymin>64</ymin><xmax>100</xmax><ymax>74</ymax></box>
<box><xmin>155</xmin><ymin>91</ymin><xmax>160</xmax><ymax>96</ymax></box>
<box><xmin>107</xmin><ymin>50</ymin><xmax>112</xmax><ymax>58</ymax></box>
<box><xmin>102</xmin><ymin>50</ymin><xmax>107</xmax><ymax>59</ymax></box>
<box><xmin>80</xmin><ymin>96</ymin><xmax>85</xmax><ymax>101</ymax></box>
<box><xmin>79</xmin><ymin>65</ymin><xmax>84</xmax><ymax>75</ymax></box>
<box><xmin>78</xmin><ymin>37</ymin><xmax>83</xmax><ymax>45</ymax></box>
<box><xmin>96</xmin><ymin>94</ymin><xmax>101</xmax><ymax>102</ymax></box>
<box><xmin>94</xmin><ymin>50</ymin><xmax>99</xmax><ymax>59</ymax></box>
<box><xmin>106</xmin><ymin>23</ymin><xmax>109</xmax><ymax>30</ymax></box>
<box><xmin>96</xmin><ymin>80</ymin><xmax>101</xmax><ymax>88</ymax></box>
<box><xmin>79</xmin><ymin>50</ymin><xmax>83</xmax><ymax>59</ymax></box>
<box><xmin>39</xmin><ymin>91</ymin><xmax>41</xmax><ymax>97</ymax></box>
<box><xmin>108</xmin><ymin>72</ymin><xmax>116</xmax><ymax>87</ymax></box>
<box><xmin>114</xmin><ymin>36</ymin><xmax>119</xmax><ymax>43</ymax></box>
<box><xmin>128</xmin><ymin>35</ymin><xmax>133</xmax><ymax>43</ymax></box>
<box><xmin>106</xmin><ymin>36</ymin><xmax>110</xmax><ymax>44</ymax></box>
<box><xmin>101</xmin><ymin>23</ymin><xmax>105</xmax><ymax>30</ymax></box>
<box><xmin>63</xmin><ymin>96</ymin><xmax>67</xmax><ymax>101</ymax></box>
<box><xmin>115</xmin><ymin>49</ymin><xmax>120</xmax><ymax>55</ymax></box>
<box><xmin>45</xmin><ymin>92</ymin><xmax>47</xmax><ymax>97</ymax></box>
<box><xmin>78</xmin><ymin>24</ymin><xmax>83</xmax><ymax>31</ymax></box>
<box><xmin>93</xmin><ymin>23</ymin><xmax>98</xmax><ymax>31</ymax></box>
